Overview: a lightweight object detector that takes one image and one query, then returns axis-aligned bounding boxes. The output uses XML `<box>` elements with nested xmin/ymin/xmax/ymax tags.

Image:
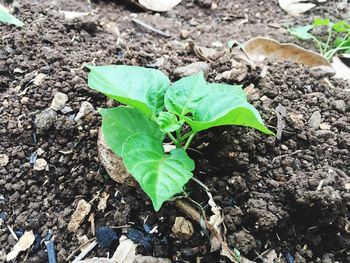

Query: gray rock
<box><xmin>35</xmin><ymin>108</ymin><xmax>57</xmax><ymax>132</ymax></box>
<box><xmin>174</xmin><ymin>62</ymin><xmax>210</xmax><ymax>78</ymax></box>
<box><xmin>74</xmin><ymin>101</ymin><xmax>96</xmax><ymax>122</ymax></box>
<box><xmin>50</xmin><ymin>92</ymin><xmax>68</xmax><ymax>111</ymax></box>
<box><xmin>332</xmin><ymin>100</ymin><xmax>346</xmax><ymax>113</ymax></box>
<box><xmin>0</xmin><ymin>154</ymin><xmax>9</xmax><ymax>167</ymax></box>
<box><xmin>308</xmin><ymin>111</ymin><xmax>321</xmax><ymax>130</ymax></box>
<box><xmin>61</xmin><ymin>106</ymin><xmax>73</xmax><ymax>114</ymax></box>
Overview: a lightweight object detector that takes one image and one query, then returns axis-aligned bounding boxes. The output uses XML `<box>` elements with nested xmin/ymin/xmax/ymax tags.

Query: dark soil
<box><xmin>0</xmin><ymin>0</ymin><xmax>349</xmax><ymax>262</ymax></box>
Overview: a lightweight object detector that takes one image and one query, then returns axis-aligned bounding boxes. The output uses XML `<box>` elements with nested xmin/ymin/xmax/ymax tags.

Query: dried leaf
<box><xmin>188</xmin><ymin>40</ymin><xmax>219</xmax><ymax>62</ymax></box>
<box><xmin>68</xmin><ymin>199</ymin><xmax>91</xmax><ymax>232</ymax></box>
<box><xmin>208</xmin><ymin>194</ymin><xmax>224</xmax><ymax>252</ymax></box>
<box><xmin>279</xmin><ymin>0</ymin><xmax>315</xmax><ymax>15</ymax></box>
<box><xmin>97</xmin><ymin>129</ymin><xmax>133</xmax><ymax>185</ymax></box>
<box><xmin>111</xmin><ymin>236</ymin><xmax>137</xmax><ymax>263</ymax></box>
<box><xmin>332</xmin><ymin>56</ymin><xmax>350</xmax><ymax>81</ymax></box>
<box><xmin>244</xmin><ymin>37</ymin><xmax>331</xmax><ymax>67</ymax></box>
<box><xmin>138</xmin><ymin>0</ymin><xmax>182</xmax><ymax>11</ymax></box>
<box><xmin>6</xmin><ymin>230</ymin><xmax>35</xmax><ymax>261</ymax></box>
<box><xmin>278</xmin><ymin>0</ymin><xmax>327</xmax><ymax>15</ymax></box>
<box><xmin>275</xmin><ymin>104</ymin><xmax>286</xmax><ymax>140</ymax></box>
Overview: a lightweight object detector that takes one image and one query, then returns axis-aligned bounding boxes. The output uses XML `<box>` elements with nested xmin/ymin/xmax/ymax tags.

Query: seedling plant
<box><xmin>289</xmin><ymin>18</ymin><xmax>350</xmax><ymax>60</ymax></box>
<box><xmin>0</xmin><ymin>4</ymin><xmax>24</xmax><ymax>27</ymax></box>
<box><xmin>87</xmin><ymin>65</ymin><xmax>272</xmax><ymax>211</ymax></box>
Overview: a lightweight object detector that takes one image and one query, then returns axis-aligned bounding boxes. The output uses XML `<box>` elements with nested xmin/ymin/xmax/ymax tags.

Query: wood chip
<box><xmin>6</xmin><ymin>230</ymin><xmax>35</xmax><ymax>261</ymax></box>
<box><xmin>68</xmin><ymin>199</ymin><xmax>91</xmax><ymax>232</ymax></box>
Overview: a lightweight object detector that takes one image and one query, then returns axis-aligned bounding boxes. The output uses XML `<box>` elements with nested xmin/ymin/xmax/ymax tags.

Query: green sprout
<box><xmin>289</xmin><ymin>18</ymin><xmax>350</xmax><ymax>60</ymax></box>
<box><xmin>0</xmin><ymin>4</ymin><xmax>24</xmax><ymax>27</ymax></box>
<box><xmin>86</xmin><ymin>65</ymin><xmax>273</xmax><ymax>211</ymax></box>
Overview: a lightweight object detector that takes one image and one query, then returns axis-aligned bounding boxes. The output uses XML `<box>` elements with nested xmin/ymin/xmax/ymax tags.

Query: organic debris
<box><xmin>97</xmin><ymin>192</ymin><xmax>110</xmax><ymax>212</ymax></box>
<box><xmin>275</xmin><ymin>104</ymin><xmax>286</xmax><ymax>140</ymax></box>
<box><xmin>97</xmin><ymin>129</ymin><xmax>133</xmax><ymax>185</ymax></box>
<box><xmin>111</xmin><ymin>235</ymin><xmax>137</xmax><ymax>263</ymax></box>
<box><xmin>243</xmin><ymin>37</ymin><xmax>331</xmax><ymax>67</ymax></box>
<box><xmin>332</xmin><ymin>56</ymin><xmax>350</xmax><ymax>81</ymax></box>
<box><xmin>6</xmin><ymin>230</ymin><xmax>35</xmax><ymax>261</ymax></box>
<box><xmin>68</xmin><ymin>199</ymin><xmax>91</xmax><ymax>232</ymax></box>
<box><xmin>279</xmin><ymin>0</ymin><xmax>327</xmax><ymax>15</ymax></box>
<box><xmin>129</xmin><ymin>0</ymin><xmax>182</xmax><ymax>12</ymax></box>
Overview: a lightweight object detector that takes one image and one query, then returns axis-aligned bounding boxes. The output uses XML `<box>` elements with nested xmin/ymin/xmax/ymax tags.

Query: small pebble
<box><xmin>171</xmin><ymin>217</ymin><xmax>194</xmax><ymax>240</ymax></box>
<box><xmin>34</xmin><ymin>108</ymin><xmax>57</xmax><ymax>133</ymax></box>
<box><xmin>180</xmin><ymin>29</ymin><xmax>190</xmax><ymax>39</ymax></box>
<box><xmin>0</xmin><ymin>154</ymin><xmax>9</xmax><ymax>167</ymax></box>
<box><xmin>33</xmin><ymin>158</ymin><xmax>48</xmax><ymax>171</ymax></box>
<box><xmin>174</xmin><ymin>62</ymin><xmax>210</xmax><ymax>78</ymax></box>
<box><xmin>50</xmin><ymin>92</ymin><xmax>68</xmax><ymax>111</ymax></box>
<box><xmin>74</xmin><ymin>101</ymin><xmax>95</xmax><ymax>122</ymax></box>
<box><xmin>308</xmin><ymin>111</ymin><xmax>321</xmax><ymax>130</ymax></box>
<box><xmin>20</xmin><ymin>97</ymin><xmax>29</xmax><ymax>104</ymax></box>
<box><xmin>332</xmin><ymin>100</ymin><xmax>346</xmax><ymax>113</ymax></box>
<box><xmin>319</xmin><ymin>123</ymin><xmax>331</xmax><ymax>130</ymax></box>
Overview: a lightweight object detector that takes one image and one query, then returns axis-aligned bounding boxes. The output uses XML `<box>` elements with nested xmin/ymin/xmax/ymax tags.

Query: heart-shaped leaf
<box><xmin>332</xmin><ymin>20</ymin><xmax>350</xmax><ymax>32</ymax></box>
<box><xmin>122</xmin><ymin>134</ymin><xmax>194</xmax><ymax>211</ymax></box>
<box><xmin>313</xmin><ymin>18</ymin><xmax>330</xmax><ymax>27</ymax></box>
<box><xmin>165</xmin><ymin>75</ymin><xmax>272</xmax><ymax>134</ymax></box>
<box><xmin>289</xmin><ymin>25</ymin><xmax>314</xmax><ymax>40</ymax></box>
<box><xmin>156</xmin><ymin>112</ymin><xmax>183</xmax><ymax>132</ymax></box>
<box><xmin>87</xmin><ymin>65</ymin><xmax>170</xmax><ymax>116</ymax></box>
<box><xmin>164</xmin><ymin>72</ymin><xmax>207</xmax><ymax>117</ymax></box>
<box><xmin>100</xmin><ymin>106</ymin><xmax>164</xmax><ymax>156</ymax></box>
<box><xmin>0</xmin><ymin>5</ymin><xmax>24</xmax><ymax>27</ymax></box>
<box><xmin>185</xmin><ymin>97</ymin><xmax>273</xmax><ymax>134</ymax></box>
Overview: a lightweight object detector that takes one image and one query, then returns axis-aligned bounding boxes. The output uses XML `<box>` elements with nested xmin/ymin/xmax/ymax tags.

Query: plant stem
<box><xmin>179</xmin><ymin>132</ymin><xmax>193</xmax><ymax>142</ymax></box>
<box><xmin>184</xmin><ymin>133</ymin><xmax>196</xmax><ymax>150</ymax></box>
<box><xmin>176</xmin><ymin>129</ymin><xmax>181</xmax><ymax>141</ymax></box>
<box><xmin>311</xmin><ymin>36</ymin><xmax>324</xmax><ymax>55</ymax></box>
<box><xmin>166</xmin><ymin>132</ymin><xmax>179</xmax><ymax>147</ymax></box>
<box><xmin>325</xmin><ymin>32</ymin><xmax>350</xmax><ymax>59</ymax></box>
<box><xmin>191</xmin><ymin>176</ymin><xmax>210</xmax><ymax>191</ymax></box>
<box><xmin>324</xmin><ymin>25</ymin><xmax>333</xmax><ymax>55</ymax></box>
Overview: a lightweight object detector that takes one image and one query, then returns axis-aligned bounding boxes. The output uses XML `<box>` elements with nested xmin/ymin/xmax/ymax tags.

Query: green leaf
<box><xmin>313</xmin><ymin>18</ymin><xmax>330</xmax><ymax>27</ymax></box>
<box><xmin>332</xmin><ymin>20</ymin><xmax>350</xmax><ymax>32</ymax></box>
<box><xmin>334</xmin><ymin>37</ymin><xmax>350</xmax><ymax>48</ymax></box>
<box><xmin>156</xmin><ymin>112</ymin><xmax>183</xmax><ymax>133</ymax></box>
<box><xmin>0</xmin><ymin>6</ymin><xmax>24</xmax><ymax>27</ymax></box>
<box><xmin>164</xmin><ymin>72</ymin><xmax>207</xmax><ymax>117</ymax></box>
<box><xmin>289</xmin><ymin>25</ymin><xmax>314</xmax><ymax>40</ymax></box>
<box><xmin>122</xmin><ymin>134</ymin><xmax>194</xmax><ymax>211</ymax></box>
<box><xmin>87</xmin><ymin>65</ymin><xmax>170</xmax><ymax>116</ymax></box>
<box><xmin>100</xmin><ymin>106</ymin><xmax>164</xmax><ymax>156</ymax></box>
<box><xmin>165</xmin><ymin>77</ymin><xmax>272</xmax><ymax>134</ymax></box>
<box><xmin>184</xmin><ymin>90</ymin><xmax>273</xmax><ymax>134</ymax></box>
